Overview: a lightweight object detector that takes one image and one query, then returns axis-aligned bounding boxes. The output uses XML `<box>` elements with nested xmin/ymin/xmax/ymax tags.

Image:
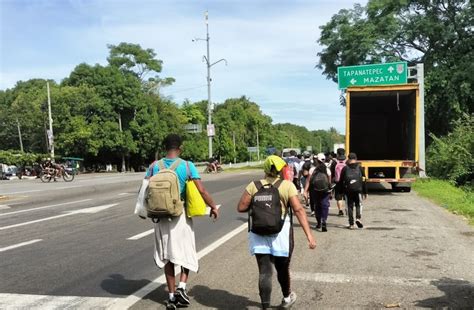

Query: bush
<box><xmin>0</xmin><ymin>150</ymin><xmax>49</xmax><ymax>166</ymax></box>
<box><xmin>427</xmin><ymin>114</ymin><xmax>474</xmax><ymax>186</ymax></box>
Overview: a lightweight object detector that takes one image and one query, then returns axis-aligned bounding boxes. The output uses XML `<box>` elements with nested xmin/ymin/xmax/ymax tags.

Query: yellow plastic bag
<box><xmin>186</xmin><ymin>179</ymin><xmax>206</xmax><ymax>217</ymax></box>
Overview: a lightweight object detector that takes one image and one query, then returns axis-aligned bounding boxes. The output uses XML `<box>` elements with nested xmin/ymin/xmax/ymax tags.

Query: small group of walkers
<box><xmin>283</xmin><ymin>148</ymin><xmax>368</xmax><ymax>231</ymax></box>
<box><xmin>136</xmin><ymin>134</ymin><xmax>366</xmax><ymax>309</ymax></box>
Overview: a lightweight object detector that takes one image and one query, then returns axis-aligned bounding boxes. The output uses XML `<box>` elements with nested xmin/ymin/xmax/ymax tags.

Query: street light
<box><xmin>193</xmin><ymin>11</ymin><xmax>227</xmax><ymax>158</ymax></box>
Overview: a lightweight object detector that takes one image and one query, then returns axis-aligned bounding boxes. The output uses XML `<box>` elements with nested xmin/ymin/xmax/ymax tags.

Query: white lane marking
<box><xmin>0</xmin><ymin>189</ymin><xmax>41</xmax><ymax>195</ymax></box>
<box><xmin>118</xmin><ymin>192</ymin><xmax>133</xmax><ymax>196</ymax></box>
<box><xmin>0</xmin><ymin>205</ymin><xmax>11</xmax><ymax>210</ymax></box>
<box><xmin>0</xmin><ymin>293</ymin><xmax>117</xmax><ymax>309</ymax></box>
<box><xmin>127</xmin><ymin>229</ymin><xmax>154</xmax><ymax>240</ymax></box>
<box><xmin>56</xmin><ymin>185</ymin><xmax>83</xmax><ymax>190</ymax></box>
<box><xmin>110</xmin><ymin>222</ymin><xmax>248</xmax><ymax>309</ymax></box>
<box><xmin>292</xmin><ymin>272</ymin><xmax>474</xmax><ymax>287</ymax></box>
<box><xmin>0</xmin><ymin>239</ymin><xmax>42</xmax><ymax>253</ymax></box>
<box><xmin>0</xmin><ymin>199</ymin><xmax>92</xmax><ymax>217</ymax></box>
<box><xmin>0</xmin><ymin>204</ymin><xmax>118</xmax><ymax>231</ymax></box>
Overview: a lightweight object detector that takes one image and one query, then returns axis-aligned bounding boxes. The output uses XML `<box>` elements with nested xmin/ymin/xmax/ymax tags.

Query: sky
<box><xmin>0</xmin><ymin>0</ymin><xmax>365</xmax><ymax>133</ymax></box>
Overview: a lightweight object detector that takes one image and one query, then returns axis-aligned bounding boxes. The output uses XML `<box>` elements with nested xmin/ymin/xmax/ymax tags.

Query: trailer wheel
<box><xmin>391</xmin><ymin>182</ymin><xmax>411</xmax><ymax>193</ymax></box>
<box><xmin>400</xmin><ymin>186</ymin><xmax>411</xmax><ymax>193</ymax></box>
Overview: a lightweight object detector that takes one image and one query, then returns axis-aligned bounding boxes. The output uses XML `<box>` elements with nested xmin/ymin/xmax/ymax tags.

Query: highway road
<box><xmin>0</xmin><ymin>171</ymin><xmax>473</xmax><ymax>309</ymax></box>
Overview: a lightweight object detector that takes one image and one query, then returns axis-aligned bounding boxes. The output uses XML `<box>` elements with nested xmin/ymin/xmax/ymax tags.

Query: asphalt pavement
<box><xmin>0</xmin><ymin>172</ymin><xmax>473</xmax><ymax>309</ymax></box>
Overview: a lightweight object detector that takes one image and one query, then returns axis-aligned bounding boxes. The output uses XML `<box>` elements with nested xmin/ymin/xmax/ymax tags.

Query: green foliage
<box><xmin>0</xmin><ymin>150</ymin><xmax>48</xmax><ymax>166</ymax></box>
<box><xmin>317</xmin><ymin>0</ymin><xmax>473</xmax><ymax>138</ymax></box>
<box><xmin>107</xmin><ymin>42</ymin><xmax>175</xmax><ymax>93</ymax></box>
<box><xmin>413</xmin><ymin>178</ymin><xmax>474</xmax><ymax>225</ymax></box>
<box><xmin>426</xmin><ymin>114</ymin><xmax>473</xmax><ymax>186</ymax></box>
<box><xmin>1</xmin><ymin>43</ymin><xmax>344</xmax><ymax>170</ymax></box>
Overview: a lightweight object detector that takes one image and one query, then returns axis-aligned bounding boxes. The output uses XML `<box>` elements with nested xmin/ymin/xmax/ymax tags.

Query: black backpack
<box><xmin>249</xmin><ymin>180</ymin><xmax>287</xmax><ymax>235</ymax></box>
<box><xmin>310</xmin><ymin>169</ymin><xmax>330</xmax><ymax>192</ymax></box>
<box><xmin>344</xmin><ymin>165</ymin><xmax>363</xmax><ymax>193</ymax></box>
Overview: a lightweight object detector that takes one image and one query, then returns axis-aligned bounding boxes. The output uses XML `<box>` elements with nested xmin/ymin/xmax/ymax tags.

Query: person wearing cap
<box><xmin>304</xmin><ymin>153</ymin><xmax>332</xmax><ymax>232</ymax></box>
<box><xmin>237</xmin><ymin>155</ymin><xmax>316</xmax><ymax>309</ymax></box>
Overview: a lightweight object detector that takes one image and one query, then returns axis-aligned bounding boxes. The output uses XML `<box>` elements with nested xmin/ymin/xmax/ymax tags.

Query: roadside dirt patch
<box><xmin>366</xmin><ymin>227</ymin><xmax>396</xmax><ymax>230</ymax></box>
<box><xmin>460</xmin><ymin>231</ymin><xmax>474</xmax><ymax>237</ymax></box>
<box><xmin>408</xmin><ymin>250</ymin><xmax>438</xmax><ymax>258</ymax></box>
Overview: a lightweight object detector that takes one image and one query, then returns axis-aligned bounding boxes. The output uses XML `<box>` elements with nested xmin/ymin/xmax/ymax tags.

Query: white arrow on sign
<box><xmin>350</xmin><ymin>78</ymin><xmax>357</xmax><ymax>85</ymax></box>
<box><xmin>387</xmin><ymin>66</ymin><xmax>394</xmax><ymax>73</ymax></box>
<box><xmin>0</xmin><ymin>204</ymin><xmax>118</xmax><ymax>231</ymax></box>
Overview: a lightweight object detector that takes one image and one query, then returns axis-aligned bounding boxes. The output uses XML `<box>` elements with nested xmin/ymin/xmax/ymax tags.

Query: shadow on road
<box><xmin>100</xmin><ymin>274</ymin><xmax>151</xmax><ymax>295</ymax></box>
<box><xmin>100</xmin><ymin>275</ymin><xmax>261</xmax><ymax>308</ymax></box>
<box><xmin>415</xmin><ymin>277</ymin><xmax>474</xmax><ymax>308</ymax></box>
<box><xmin>190</xmin><ymin>284</ymin><xmax>261</xmax><ymax>309</ymax></box>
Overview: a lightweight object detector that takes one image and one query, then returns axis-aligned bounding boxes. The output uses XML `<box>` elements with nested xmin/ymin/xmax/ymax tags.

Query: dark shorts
<box><xmin>335</xmin><ymin>183</ymin><xmax>344</xmax><ymax>201</ymax></box>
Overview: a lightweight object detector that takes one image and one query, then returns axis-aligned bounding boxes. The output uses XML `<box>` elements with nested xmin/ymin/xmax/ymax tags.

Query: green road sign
<box><xmin>337</xmin><ymin>62</ymin><xmax>407</xmax><ymax>89</ymax></box>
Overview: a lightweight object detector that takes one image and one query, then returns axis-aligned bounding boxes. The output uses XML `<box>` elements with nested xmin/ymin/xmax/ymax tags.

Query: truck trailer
<box><xmin>345</xmin><ymin>84</ymin><xmax>421</xmax><ymax>192</ymax></box>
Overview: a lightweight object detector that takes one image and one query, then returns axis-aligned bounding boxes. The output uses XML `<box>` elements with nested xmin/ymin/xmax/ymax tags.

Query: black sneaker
<box><xmin>175</xmin><ymin>288</ymin><xmax>190</xmax><ymax>306</ymax></box>
<box><xmin>315</xmin><ymin>223</ymin><xmax>321</xmax><ymax>229</ymax></box>
<box><xmin>356</xmin><ymin>220</ymin><xmax>363</xmax><ymax>228</ymax></box>
<box><xmin>321</xmin><ymin>224</ymin><xmax>327</xmax><ymax>232</ymax></box>
<box><xmin>166</xmin><ymin>299</ymin><xmax>177</xmax><ymax>310</ymax></box>
<box><xmin>338</xmin><ymin>210</ymin><xmax>344</xmax><ymax>216</ymax></box>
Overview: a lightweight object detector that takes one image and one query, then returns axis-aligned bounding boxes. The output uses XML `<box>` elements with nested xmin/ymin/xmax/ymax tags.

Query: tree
<box><xmin>107</xmin><ymin>42</ymin><xmax>175</xmax><ymax>93</ymax></box>
<box><xmin>317</xmin><ymin>0</ymin><xmax>473</xmax><ymax>137</ymax></box>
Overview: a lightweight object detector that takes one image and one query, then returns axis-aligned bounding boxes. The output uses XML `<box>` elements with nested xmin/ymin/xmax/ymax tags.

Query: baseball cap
<box><xmin>263</xmin><ymin>155</ymin><xmax>287</xmax><ymax>174</ymax></box>
<box><xmin>315</xmin><ymin>153</ymin><xmax>325</xmax><ymax>162</ymax></box>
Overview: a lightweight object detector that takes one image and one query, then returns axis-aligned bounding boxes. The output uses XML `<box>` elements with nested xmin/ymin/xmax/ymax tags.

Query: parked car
<box><xmin>0</xmin><ymin>164</ymin><xmax>18</xmax><ymax>180</ymax></box>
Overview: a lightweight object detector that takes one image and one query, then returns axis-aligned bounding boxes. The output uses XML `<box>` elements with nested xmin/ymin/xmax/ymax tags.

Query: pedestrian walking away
<box><xmin>304</xmin><ymin>153</ymin><xmax>332</xmax><ymax>232</ymax></box>
<box><xmin>337</xmin><ymin>152</ymin><xmax>367</xmax><ymax>230</ymax></box>
<box><xmin>143</xmin><ymin>134</ymin><xmax>220</xmax><ymax>309</ymax></box>
<box><xmin>300</xmin><ymin>153</ymin><xmax>313</xmax><ymax>209</ymax></box>
<box><xmin>334</xmin><ymin>148</ymin><xmax>347</xmax><ymax>216</ymax></box>
<box><xmin>237</xmin><ymin>155</ymin><xmax>316</xmax><ymax>309</ymax></box>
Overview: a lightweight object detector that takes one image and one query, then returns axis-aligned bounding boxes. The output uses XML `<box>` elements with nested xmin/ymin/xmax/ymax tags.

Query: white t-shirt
<box><xmin>309</xmin><ymin>165</ymin><xmax>331</xmax><ymax>177</ymax></box>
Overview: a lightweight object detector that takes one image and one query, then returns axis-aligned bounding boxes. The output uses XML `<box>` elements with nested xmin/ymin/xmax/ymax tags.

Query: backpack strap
<box><xmin>273</xmin><ymin>179</ymin><xmax>283</xmax><ymax>188</ymax></box>
<box><xmin>157</xmin><ymin>159</ymin><xmax>166</xmax><ymax>171</ymax></box>
<box><xmin>254</xmin><ymin>180</ymin><xmax>264</xmax><ymax>191</ymax></box>
<box><xmin>185</xmin><ymin>161</ymin><xmax>191</xmax><ymax>180</ymax></box>
<box><xmin>168</xmin><ymin>158</ymin><xmax>182</xmax><ymax>171</ymax></box>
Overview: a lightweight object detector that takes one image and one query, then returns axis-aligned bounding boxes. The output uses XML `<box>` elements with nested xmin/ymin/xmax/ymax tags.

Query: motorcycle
<box><xmin>39</xmin><ymin>164</ymin><xmax>75</xmax><ymax>182</ymax></box>
<box><xmin>204</xmin><ymin>162</ymin><xmax>224</xmax><ymax>174</ymax></box>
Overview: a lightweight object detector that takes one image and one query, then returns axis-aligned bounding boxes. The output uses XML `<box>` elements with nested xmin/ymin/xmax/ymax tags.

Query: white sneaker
<box><xmin>280</xmin><ymin>292</ymin><xmax>297</xmax><ymax>309</ymax></box>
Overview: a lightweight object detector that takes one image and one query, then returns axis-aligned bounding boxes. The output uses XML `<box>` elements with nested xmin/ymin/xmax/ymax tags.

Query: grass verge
<box><xmin>413</xmin><ymin>178</ymin><xmax>474</xmax><ymax>225</ymax></box>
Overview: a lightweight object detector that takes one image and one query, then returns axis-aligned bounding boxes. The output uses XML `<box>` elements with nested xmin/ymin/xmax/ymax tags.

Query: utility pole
<box><xmin>193</xmin><ymin>11</ymin><xmax>227</xmax><ymax>158</ymax></box>
<box><xmin>47</xmin><ymin>82</ymin><xmax>54</xmax><ymax>160</ymax></box>
<box><xmin>16</xmin><ymin>118</ymin><xmax>23</xmax><ymax>152</ymax></box>
<box><xmin>256</xmin><ymin>127</ymin><xmax>260</xmax><ymax>161</ymax></box>
<box><xmin>118</xmin><ymin>112</ymin><xmax>126</xmax><ymax>172</ymax></box>
<box><xmin>233</xmin><ymin>131</ymin><xmax>236</xmax><ymax>164</ymax></box>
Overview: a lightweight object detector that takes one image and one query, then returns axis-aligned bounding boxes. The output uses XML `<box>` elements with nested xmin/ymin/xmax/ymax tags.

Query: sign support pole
<box><xmin>417</xmin><ymin>63</ymin><xmax>427</xmax><ymax>177</ymax></box>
